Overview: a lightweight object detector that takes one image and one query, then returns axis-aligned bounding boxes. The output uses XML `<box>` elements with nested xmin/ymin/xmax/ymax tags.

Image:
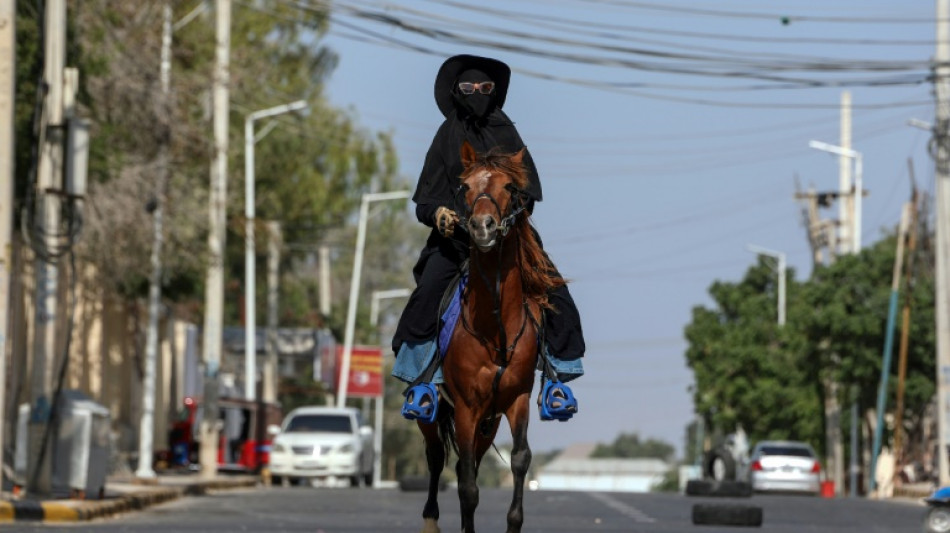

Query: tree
<box><xmin>63</xmin><ymin>1</ymin><xmax>419</xmax><ymax>321</ymax></box>
<box><xmin>591</xmin><ymin>432</ymin><xmax>675</xmax><ymax>462</ymax></box>
<box><xmin>685</xmin><ymin>259</ymin><xmax>821</xmax><ymax>447</ymax></box>
<box><xmin>684</xmin><ymin>219</ymin><xmax>936</xmax><ymax>477</ymax></box>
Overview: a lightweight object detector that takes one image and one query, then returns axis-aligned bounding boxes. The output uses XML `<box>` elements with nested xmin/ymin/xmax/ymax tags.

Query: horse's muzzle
<box><xmin>468</xmin><ymin>214</ymin><xmax>498</xmax><ymax>250</ymax></box>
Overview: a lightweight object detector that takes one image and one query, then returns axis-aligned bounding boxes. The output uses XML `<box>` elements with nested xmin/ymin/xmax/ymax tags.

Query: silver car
<box><xmin>747</xmin><ymin>440</ymin><xmax>821</xmax><ymax>494</ymax></box>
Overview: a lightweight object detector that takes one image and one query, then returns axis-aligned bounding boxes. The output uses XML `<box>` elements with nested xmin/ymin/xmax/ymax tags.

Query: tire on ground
<box><xmin>685</xmin><ymin>479</ymin><xmax>752</xmax><ymax>498</ymax></box>
<box><xmin>692</xmin><ymin>503</ymin><xmax>763</xmax><ymax>527</ymax></box>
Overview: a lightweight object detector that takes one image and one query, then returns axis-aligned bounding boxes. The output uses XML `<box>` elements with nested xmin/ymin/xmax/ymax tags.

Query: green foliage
<box><xmin>591</xmin><ymin>432</ymin><xmax>675</xmax><ymax>461</ymax></box>
<box><xmin>47</xmin><ymin>2</ymin><xmax>419</xmax><ymax>319</ymax></box>
<box><xmin>652</xmin><ymin>467</ymin><xmax>680</xmax><ymax>493</ymax></box>
<box><xmin>685</xmin><ymin>221</ymin><xmax>935</xmax><ymax>461</ymax></box>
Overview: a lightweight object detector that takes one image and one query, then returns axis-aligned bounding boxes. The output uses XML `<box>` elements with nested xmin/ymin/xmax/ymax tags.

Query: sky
<box><xmin>317</xmin><ymin>0</ymin><xmax>938</xmax><ymax>456</ymax></box>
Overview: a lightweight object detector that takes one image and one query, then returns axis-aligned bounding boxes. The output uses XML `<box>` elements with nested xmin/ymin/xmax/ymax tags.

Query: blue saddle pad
<box><xmin>438</xmin><ymin>273</ymin><xmax>467</xmax><ymax>360</ymax></box>
<box><xmin>391</xmin><ymin>274</ymin><xmax>466</xmax><ymax>385</ymax></box>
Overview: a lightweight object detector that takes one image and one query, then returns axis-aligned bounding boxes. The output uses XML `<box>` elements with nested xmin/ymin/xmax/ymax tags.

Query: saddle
<box><xmin>401</xmin><ymin>262</ymin><xmax>577</xmax><ymax>423</ymax></box>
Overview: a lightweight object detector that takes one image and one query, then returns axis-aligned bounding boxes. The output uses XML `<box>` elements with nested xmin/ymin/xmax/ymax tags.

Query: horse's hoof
<box><xmin>420</xmin><ymin>517</ymin><xmax>441</xmax><ymax>533</ymax></box>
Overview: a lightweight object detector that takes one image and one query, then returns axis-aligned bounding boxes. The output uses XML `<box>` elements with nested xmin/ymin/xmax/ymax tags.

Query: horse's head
<box><xmin>457</xmin><ymin>141</ymin><xmax>529</xmax><ymax>252</ymax></box>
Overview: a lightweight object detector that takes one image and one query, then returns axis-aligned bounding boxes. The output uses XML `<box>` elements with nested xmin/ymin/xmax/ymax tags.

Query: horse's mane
<box><xmin>469</xmin><ymin>149</ymin><xmax>566</xmax><ymax>310</ymax></box>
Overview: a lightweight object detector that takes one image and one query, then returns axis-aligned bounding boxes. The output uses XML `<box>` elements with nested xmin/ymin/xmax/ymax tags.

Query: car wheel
<box><xmin>350</xmin><ymin>475</ymin><xmax>361</xmax><ymax>487</ymax></box>
<box><xmin>926</xmin><ymin>507</ymin><xmax>950</xmax><ymax>533</ymax></box>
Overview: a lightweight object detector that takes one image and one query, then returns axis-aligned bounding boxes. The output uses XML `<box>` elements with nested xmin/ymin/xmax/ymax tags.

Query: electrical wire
<box><xmin>573</xmin><ymin>0</ymin><xmax>941</xmax><ymax>25</ymax></box>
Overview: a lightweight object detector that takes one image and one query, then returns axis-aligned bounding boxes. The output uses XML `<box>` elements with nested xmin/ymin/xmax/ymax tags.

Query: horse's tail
<box><xmin>437</xmin><ymin>402</ymin><xmax>458</xmax><ymax>464</ymax></box>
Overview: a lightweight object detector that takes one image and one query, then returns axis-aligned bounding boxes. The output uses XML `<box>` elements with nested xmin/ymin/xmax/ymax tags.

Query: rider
<box><xmin>391</xmin><ymin>54</ymin><xmax>585</xmax><ymax>421</ymax></box>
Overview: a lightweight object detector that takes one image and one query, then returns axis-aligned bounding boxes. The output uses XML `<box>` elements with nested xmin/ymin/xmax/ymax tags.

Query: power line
<box><xmin>575</xmin><ymin>0</ymin><xmax>941</xmax><ymax>24</ymax></box>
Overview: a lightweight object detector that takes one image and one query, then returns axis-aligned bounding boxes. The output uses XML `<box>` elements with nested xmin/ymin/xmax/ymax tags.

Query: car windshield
<box><xmin>757</xmin><ymin>445</ymin><xmax>814</xmax><ymax>458</ymax></box>
<box><xmin>284</xmin><ymin>414</ymin><xmax>352</xmax><ymax>433</ymax></box>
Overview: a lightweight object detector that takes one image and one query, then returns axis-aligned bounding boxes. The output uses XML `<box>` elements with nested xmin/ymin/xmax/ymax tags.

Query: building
<box><xmin>535</xmin><ymin>443</ymin><xmax>671</xmax><ymax>493</ymax></box>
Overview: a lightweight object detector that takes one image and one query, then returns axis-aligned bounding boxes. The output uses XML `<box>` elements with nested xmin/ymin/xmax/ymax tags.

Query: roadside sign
<box><xmin>335</xmin><ymin>345</ymin><xmax>383</xmax><ymax>398</ymax></box>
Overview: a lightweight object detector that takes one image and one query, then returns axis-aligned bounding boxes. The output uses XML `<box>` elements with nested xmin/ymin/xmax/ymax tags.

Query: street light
<box><xmin>746</xmin><ymin>244</ymin><xmax>786</xmax><ymax>326</ymax></box>
<box><xmin>136</xmin><ymin>2</ymin><xmax>207</xmax><ymax>480</ymax></box>
<box><xmin>369</xmin><ymin>288</ymin><xmax>410</xmax><ymax>489</ymax></box>
<box><xmin>337</xmin><ymin>191</ymin><xmax>411</xmax><ymax>409</ymax></box>
<box><xmin>244</xmin><ymin>100</ymin><xmax>307</xmax><ymax>401</ymax></box>
<box><xmin>809</xmin><ymin>140</ymin><xmax>864</xmax><ymax>254</ymax></box>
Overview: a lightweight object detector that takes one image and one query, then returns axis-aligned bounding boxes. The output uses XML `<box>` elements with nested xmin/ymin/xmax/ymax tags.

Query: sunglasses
<box><xmin>458</xmin><ymin>81</ymin><xmax>495</xmax><ymax>95</ymax></box>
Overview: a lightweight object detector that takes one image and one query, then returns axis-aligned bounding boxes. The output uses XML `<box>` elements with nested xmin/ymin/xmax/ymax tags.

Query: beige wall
<box><xmin>5</xmin><ymin>240</ymin><xmax>192</xmax><ymax>467</ymax></box>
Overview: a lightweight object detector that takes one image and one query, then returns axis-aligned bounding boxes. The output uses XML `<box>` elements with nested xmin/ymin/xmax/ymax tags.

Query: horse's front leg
<box><xmin>455</xmin><ymin>407</ymin><xmax>481</xmax><ymax>533</ymax></box>
<box><xmin>504</xmin><ymin>394</ymin><xmax>532</xmax><ymax>533</ymax></box>
<box><xmin>418</xmin><ymin>420</ymin><xmax>444</xmax><ymax>533</ymax></box>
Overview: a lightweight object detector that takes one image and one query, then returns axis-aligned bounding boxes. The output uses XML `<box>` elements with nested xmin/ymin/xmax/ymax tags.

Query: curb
<box><xmin>0</xmin><ymin>477</ymin><xmax>258</xmax><ymax>522</ymax></box>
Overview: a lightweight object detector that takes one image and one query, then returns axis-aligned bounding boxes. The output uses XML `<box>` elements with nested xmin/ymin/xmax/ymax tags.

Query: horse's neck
<box><xmin>466</xmin><ymin>242</ymin><xmax>525</xmax><ymax>322</ymax></box>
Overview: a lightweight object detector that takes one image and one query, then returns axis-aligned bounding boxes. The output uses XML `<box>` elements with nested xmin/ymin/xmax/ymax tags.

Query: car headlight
<box><xmin>272</xmin><ymin>443</ymin><xmax>286</xmax><ymax>453</ymax></box>
<box><xmin>338</xmin><ymin>443</ymin><xmax>355</xmax><ymax>454</ymax></box>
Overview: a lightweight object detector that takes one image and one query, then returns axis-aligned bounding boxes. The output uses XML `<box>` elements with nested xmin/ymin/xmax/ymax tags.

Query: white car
<box><xmin>747</xmin><ymin>440</ymin><xmax>821</xmax><ymax>495</ymax></box>
<box><xmin>269</xmin><ymin>406</ymin><xmax>374</xmax><ymax>487</ymax></box>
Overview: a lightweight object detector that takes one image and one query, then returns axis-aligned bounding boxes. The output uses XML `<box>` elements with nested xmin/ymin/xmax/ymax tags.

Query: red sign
<box><xmin>335</xmin><ymin>345</ymin><xmax>383</xmax><ymax>398</ymax></box>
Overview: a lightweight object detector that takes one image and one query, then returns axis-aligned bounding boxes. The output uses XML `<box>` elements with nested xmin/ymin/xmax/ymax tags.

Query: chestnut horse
<box><xmin>416</xmin><ymin>141</ymin><xmax>564</xmax><ymax>533</ymax></box>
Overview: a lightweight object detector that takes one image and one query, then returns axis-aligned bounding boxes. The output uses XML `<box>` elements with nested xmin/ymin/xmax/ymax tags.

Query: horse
<box><xmin>415</xmin><ymin>140</ymin><xmax>565</xmax><ymax>533</ymax></box>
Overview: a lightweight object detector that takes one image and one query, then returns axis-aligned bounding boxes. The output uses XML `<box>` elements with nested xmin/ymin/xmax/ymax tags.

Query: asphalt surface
<box><xmin>0</xmin><ymin>484</ymin><xmax>931</xmax><ymax>532</ymax></box>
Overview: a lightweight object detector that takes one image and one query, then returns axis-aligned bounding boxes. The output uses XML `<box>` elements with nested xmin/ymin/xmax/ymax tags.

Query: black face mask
<box><xmin>453</xmin><ymin>68</ymin><xmax>497</xmax><ymax>119</ymax></box>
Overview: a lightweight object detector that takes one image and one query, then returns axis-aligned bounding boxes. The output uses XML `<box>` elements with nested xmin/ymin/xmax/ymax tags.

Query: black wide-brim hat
<box><xmin>434</xmin><ymin>54</ymin><xmax>511</xmax><ymax>118</ymax></box>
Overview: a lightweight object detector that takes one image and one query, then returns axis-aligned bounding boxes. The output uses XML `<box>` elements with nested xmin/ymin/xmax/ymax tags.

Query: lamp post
<box><xmin>746</xmin><ymin>244</ymin><xmax>786</xmax><ymax>326</ymax></box>
<box><xmin>369</xmin><ymin>288</ymin><xmax>410</xmax><ymax>489</ymax></box>
<box><xmin>337</xmin><ymin>191</ymin><xmax>411</xmax><ymax>409</ymax></box>
<box><xmin>811</xmin><ymin>140</ymin><xmax>866</xmax><ymax>498</ymax></box>
<box><xmin>809</xmin><ymin>140</ymin><xmax>864</xmax><ymax>254</ymax></box>
<box><xmin>136</xmin><ymin>1</ymin><xmax>207</xmax><ymax>480</ymax></box>
<box><xmin>243</xmin><ymin>100</ymin><xmax>307</xmax><ymax>401</ymax></box>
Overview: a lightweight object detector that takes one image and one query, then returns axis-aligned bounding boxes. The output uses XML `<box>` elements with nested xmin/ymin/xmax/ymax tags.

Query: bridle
<box><xmin>454</xmin><ymin>181</ymin><xmax>528</xmax><ymax>240</ymax></box>
<box><xmin>452</xmin><ymin>172</ymin><xmax>539</xmax><ymax>435</ymax></box>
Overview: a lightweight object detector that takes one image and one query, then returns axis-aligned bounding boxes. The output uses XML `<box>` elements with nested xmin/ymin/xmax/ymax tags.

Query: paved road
<box><xmin>3</xmin><ymin>485</ymin><xmax>930</xmax><ymax>532</ymax></box>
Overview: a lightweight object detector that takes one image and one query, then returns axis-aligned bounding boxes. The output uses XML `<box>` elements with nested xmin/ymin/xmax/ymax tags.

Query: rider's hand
<box><xmin>435</xmin><ymin>206</ymin><xmax>459</xmax><ymax>237</ymax></box>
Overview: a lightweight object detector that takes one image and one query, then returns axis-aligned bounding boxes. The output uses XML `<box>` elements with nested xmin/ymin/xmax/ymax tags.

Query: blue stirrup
<box><xmin>401</xmin><ymin>382</ymin><xmax>439</xmax><ymax>424</ymax></box>
<box><xmin>539</xmin><ymin>379</ymin><xmax>578</xmax><ymax>422</ymax></box>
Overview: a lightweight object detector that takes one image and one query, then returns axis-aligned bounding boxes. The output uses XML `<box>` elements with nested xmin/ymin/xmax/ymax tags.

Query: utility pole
<box><xmin>839</xmin><ymin>91</ymin><xmax>853</xmax><ymax>256</ymax></box>
<box><xmin>135</xmin><ymin>1</ymin><xmax>173</xmax><ymax>482</ymax></box>
<box><xmin>794</xmin><ymin>179</ymin><xmax>838</xmax><ymax>268</ymax></box>
<box><xmin>894</xmin><ymin>164</ymin><xmax>920</xmax><ymax>478</ymax></box>
<box><xmin>263</xmin><ymin>221</ymin><xmax>281</xmax><ymax>403</ymax></box>
<box><xmin>870</xmin><ymin>202</ymin><xmax>912</xmax><ymax>494</ymax></box>
<box><xmin>934</xmin><ymin>0</ymin><xmax>950</xmax><ymax>487</ymax></box>
<box><xmin>0</xmin><ymin>0</ymin><xmax>15</xmax><ymax>493</ymax></box>
<box><xmin>200</xmin><ymin>0</ymin><xmax>230</xmax><ymax>479</ymax></box>
<box><xmin>28</xmin><ymin>0</ymin><xmax>71</xmax><ymax>497</ymax></box>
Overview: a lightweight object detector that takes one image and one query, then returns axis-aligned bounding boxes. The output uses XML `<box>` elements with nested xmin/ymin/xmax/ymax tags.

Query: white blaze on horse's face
<box><xmin>463</xmin><ymin>168</ymin><xmax>509</xmax><ymax>252</ymax></box>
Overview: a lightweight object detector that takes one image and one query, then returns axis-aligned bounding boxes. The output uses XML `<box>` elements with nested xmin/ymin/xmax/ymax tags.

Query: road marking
<box><xmin>588</xmin><ymin>492</ymin><xmax>657</xmax><ymax>523</ymax></box>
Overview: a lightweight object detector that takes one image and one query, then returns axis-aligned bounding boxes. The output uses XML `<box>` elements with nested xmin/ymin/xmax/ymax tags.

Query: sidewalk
<box><xmin>0</xmin><ymin>472</ymin><xmax>260</xmax><ymax>523</ymax></box>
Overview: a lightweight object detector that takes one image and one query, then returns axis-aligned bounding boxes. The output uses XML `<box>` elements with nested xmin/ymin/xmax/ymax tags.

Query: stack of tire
<box><xmin>684</xmin><ymin>447</ymin><xmax>762</xmax><ymax>527</ymax></box>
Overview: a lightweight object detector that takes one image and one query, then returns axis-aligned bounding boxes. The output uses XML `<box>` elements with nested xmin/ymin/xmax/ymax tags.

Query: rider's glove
<box><xmin>435</xmin><ymin>206</ymin><xmax>459</xmax><ymax>237</ymax></box>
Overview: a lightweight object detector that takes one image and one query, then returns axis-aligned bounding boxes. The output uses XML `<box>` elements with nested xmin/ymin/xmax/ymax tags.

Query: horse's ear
<box><xmin>511</xmin><ymin>147</ymin><xmax>526</xmax><ymax>166</ymax></box>
<box><xmin>460</xmin><ymin>141</ymin><xmax>477</xmax><ymax>169</ymax></box>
